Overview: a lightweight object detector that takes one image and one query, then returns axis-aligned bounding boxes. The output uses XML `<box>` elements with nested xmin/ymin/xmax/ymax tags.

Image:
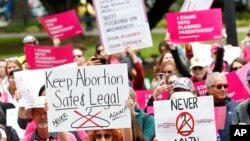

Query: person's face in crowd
<box><xmin>94</xmin><ymin>130</ymin><xmax>113</xmax><ymax>141</ymax></box>
<box><xmin>162</xmin><ymin>64</ymin><xmax>176</xmax><ymax>75</ymax></box>
<box><xmin>207</xmin><ymin>77</ymin><xmax>228</xmax><ymax>102</ymax></box>
<box><xmin>96</xmin><ymin>45</ymin><xmax>106</xmax><ymax>58</ymax></box>
<box><xmin>231</xmin><ymin>61</ymin><xmax>243</xmax><ymax>71</ymax></box>
<box><xmin>0</xmin><ymin>60</ymin><xmax>6</xmax><ymax>78</ymax></box>
<box><xmin>33</xmin><ymin>108</ymin><xmax>48</xmax><ymax>129</ymax></box>
<box><xmin>192</xmin><ymin>66</ymin><xmax>206</xmax><ymax>80</ymax></box>
<box><xmin>8</xmin><ymin>75</ymin><xmax>16</xmax><ymax>90</ymax></box>
<box><xmin>162</xmin><ymin>52</ymin><xmax>174</xmax><ymax>63</ymax></box>
<box><xmin>166</xmin><ymin>75</ymin><xmax>179</xmax><ymax>92</ymax></box>
<box><xmin>160</xmin><ymin>45</ymin><xmax>167</xmax><ymax>54</ymax></box>
<box><xmin>73</xmin><ymin>48</ymin><xmax>85</xmax><ymax>66</ymax></box>
<box><xmin>6</xmin><ymin>61</ymin><xmax>20</xmax><ymax>75</ymax></box>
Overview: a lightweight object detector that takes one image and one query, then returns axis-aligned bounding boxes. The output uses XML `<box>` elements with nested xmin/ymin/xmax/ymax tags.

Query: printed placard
<box><xmin>154</xmin><ymin>96</ymin><xmax>216</xmax><ymax>141</ymax></box>
<box><xmin>93</xmin><ymin>0</ymin><xmax>152</xmax><ymax>54</ymax></box>
<box><xmin>167</xmin><ymin>9</ymin><xmax>223</xmax><ymax>43</ymax></box>
<box><xmin>180</xmin><ymin>0</ymin><xmax>214</xmax><ymax>12</ymax></box>
<box><xmin>24</xmin><ymin>44</ymin><xmax>74</xmax><ymax>69</ymax></box>
<box><xmin>45</xmin><ymin>64</ymin><xmax>131</xmax><ymax>132</ymax></box>
<box><xmin>40</xmin><ymin>10</ymin><xmax>83</xmax><ymax>39</ymax></box>
<box><xmin>194</xmin><ymin>80</ymin><xmax>207</xmax><ymax>96</ymax></box>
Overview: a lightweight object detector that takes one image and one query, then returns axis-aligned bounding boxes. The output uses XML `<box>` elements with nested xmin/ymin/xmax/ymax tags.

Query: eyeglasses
<box><xmin>74</xmin><ymin>55</ymin><xmax>83</xmax><ymax>58</ymax></box>
<box><xmin>94</xmin><ymin>134</ymin><xmax>112</xmax><ymax>139</ymax></box>
<box><xmin>211</xmin><ymin>84</ymin><xmax>228</xmax><ymax>89</ymax></box>
<box><xmin>231</xmin><ymin>66</ymin><xmax>242</xmax><ymax>71</ymax></box>
<box><xmin>192</xmin><ymin>66</ymin><xmax>204</xmax><ymax>71</ymax></box>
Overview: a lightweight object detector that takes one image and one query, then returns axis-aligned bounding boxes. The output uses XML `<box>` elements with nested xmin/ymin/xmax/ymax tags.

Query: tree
<box><xmin>12</xmin><ymin>0</ymin><xmax>31</xmax><ymax>23</ymax></box>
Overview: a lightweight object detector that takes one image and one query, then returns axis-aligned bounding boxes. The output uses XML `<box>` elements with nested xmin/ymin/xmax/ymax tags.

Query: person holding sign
<box><xmin>232</xmin><ymin>69</ymin><xmax>250</xmax><ymax>125</ymax></box>
<box><xmin>205</xmin><ymin>72</ymin><xmax>238</xmax><ymax>141</ymax></box>
<box><xmin>21</xmin><ymin>96</ymin><xmax>77</xmax><ymax>141</ymax></box>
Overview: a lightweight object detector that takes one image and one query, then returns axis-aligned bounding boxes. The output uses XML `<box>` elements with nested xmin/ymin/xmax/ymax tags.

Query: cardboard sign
<box><xmin>24</xmin><ymin>44</ymin><xmax>74</xmax><ymax>69</ymax></box>
<box><xmin>40</xmin><ymin>10</ymin><xmax>83</xmax><ymax>39</ymax></box>
<box><xmin>45</xmin><ymin>64</ymin><xmax>131</xmax><ymax>132</ymax></box>
<box><xmin>214</xmin><ymin>106</ymin><xmax>226</xmax><ymax>130</ymax></box>
<box><xmin>167</xmin><ymin>9</ymin><xmax>223</xmax><ymax>43</ymax></box>
<box><xmin>154</xmin><ymin>96</ymin><xmax>216</xmax><ymax>141</ymax></box>
<box><xmin>7</xmin><ymin>109</ymin><xmax>25</xmax><ymax>138</ymax></box>
<box><xmin>135</xmin><ymin>90</ymin><xmax>169</xmax><ymax>110</ymax></box>
<box><xmin>180</xmin><ymin>0</ymin><xmax>214</xmax><ymax>12</ymax></box>
<box><xmin>93</xmin><ymin>0</ymin><xmax>152</xmax><ymax>54</ymax></box>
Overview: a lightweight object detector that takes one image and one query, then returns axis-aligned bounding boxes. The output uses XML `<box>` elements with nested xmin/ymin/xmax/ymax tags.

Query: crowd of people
<box><xmin>0</xmin><ymin>27</ymin><xmax>250</xmax><ymax>141</ymax></box>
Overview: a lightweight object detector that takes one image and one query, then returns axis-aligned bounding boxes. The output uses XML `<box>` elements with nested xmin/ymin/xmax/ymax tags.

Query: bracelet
<box><xmin>0</xmin><ymin>128</ymin><xmax>7</xmax><ymax>138</ymax></box>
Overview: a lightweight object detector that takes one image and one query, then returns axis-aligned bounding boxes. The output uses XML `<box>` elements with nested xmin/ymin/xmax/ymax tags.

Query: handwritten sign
<box><xmin>24</xmin><ymin>44</ymin><xmax>74</xmax><ymax>69</ymax></box>
<box><xmin>154</xmin><ymin>96</ymin><xmax>216</xmax><ymax>141</ymax></box>
<box><xmin>7</xmin><ymin>109</ymin><xmax>25</xmax><ymax>138</ymax></box>
<box><xmin>135</xmin><ymin>90</ymin><xmax>169</xmax><ymax>110</ymax></box>
<box><xmin>180</xmin><ymin>0</ymin><xmax>214</xmax><ymax>12</ymax></box>
<box><xmin>167</xmin><ymin>9</ymin><xmax>223</xmax><ymax>43</ymax></box>
<box><xmin>93</xmin><ymin>0</ymin><xmax>152</xmax><ymax>54</ymax></box>
<box><xmin>45</xmin><ymin>64</ymin><xmax>131</xmax><ymax>132</ymax></box>
<box><xmin>40</xmin><ymin>10</ymin><xmax>83</xmax><ymax>39</ymax></box>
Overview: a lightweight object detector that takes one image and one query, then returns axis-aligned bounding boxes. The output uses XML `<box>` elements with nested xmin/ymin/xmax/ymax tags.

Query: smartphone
<box><xmin>157</xmin><ymin>73</ymin><xmax>166</xmax><ymax>83</ymax></box>
<box><xmin>91</xmin><ymin>58</ymin><xmax>107</xmax><ymax>65</ymax></box>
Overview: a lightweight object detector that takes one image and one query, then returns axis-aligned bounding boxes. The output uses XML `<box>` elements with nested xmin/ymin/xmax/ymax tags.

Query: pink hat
<box><xmin>211</xmin><ymin>44</ymin><xmax>219</xmax><ymax>54</ymax></box>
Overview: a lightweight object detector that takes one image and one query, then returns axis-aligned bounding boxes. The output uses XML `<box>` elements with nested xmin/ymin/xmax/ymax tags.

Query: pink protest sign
<box><xmin>135</xmin><ymin>90</ymin><xmax>169</xmax><ymax>110</ymax></box>
<box><xmin>146</xmin><ymin>106</ymin><xmax>154</xmax><ymax>114</ymax></box>
<box><xmin>214</xmin><ymin>106</ymin><xmax>226</xmax><ymax>130</ymax></box>
<box><xmin>40</xmin><ymin>10</ymin><xmax>83</xmax><ymax>39</ymax></box>
<box><xmin>194</xmin><ymin>80</ymin><xmax>207</xmax><ymax>96</ymax></box>
<box><xmin>24</xmin><ymin>44</ymin><xmax>74</xmax><ymax>69</ymax></box>
<box><xmin>166</xmin><ymin>8</ymin><xmax>223</xmax><ymax>43</ymax></box>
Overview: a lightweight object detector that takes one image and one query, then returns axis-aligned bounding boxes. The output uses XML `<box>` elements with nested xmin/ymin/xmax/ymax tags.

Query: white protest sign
<box><xmin>7</xmin><ymin>109</ymin><xmax>25</xmax><ymax>139</ymax></box>
<box><xmin>180</xmin><ymin>0</ymin><xmax>214</xmax><ymax>12</ymax></box>
<box><xmin>14</xmin><ymin>62</ymin><xmax>77</xmax><ymax>107</ymax></box>
<box><xmin>93</xmin><ymin>0</ymin><xmax>152</xmax><ymax>54</ymax></box>
<box><xmin>191</xmin><ymin>43</ymin><xmax>241</xmax><ymax>65</ymax></box>
<box><xmin>45</xmin><ymin>64</ymin><xmax>131</xmax><ymax>132</ymax></box>
<box><xmin>154</xmin><ymin>96</ymin><xmax>216</xmax><ymax>141</ymax></box>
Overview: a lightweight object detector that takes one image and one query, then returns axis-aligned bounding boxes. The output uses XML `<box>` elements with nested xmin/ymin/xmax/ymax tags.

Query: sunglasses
<box><xmin>231</xmin><ymin>66</ymin><xmax>242</xmax><ymax>71</ymax></box>
<box><xmin>94</xmin><ymin>134</ymin><xmax>112</xmax><ymax>139</ymax></box>
<box><xmin>211</xmin><ymin>84</ymin><xmax>228</xmax><ymax>89</ymax></box>
<box><xmin>192</xmin><ymin>66</ymin><xmax>204</xmax><ymax>71</ymax></box>
<box><xmin>74</xmin><ymin>55</ymin><xmax>83</xmax><ymax>58</ymax></box>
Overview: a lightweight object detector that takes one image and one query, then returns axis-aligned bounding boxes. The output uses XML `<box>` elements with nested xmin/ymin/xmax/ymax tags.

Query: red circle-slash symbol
<box><xmin>176</xmin><ymin>112</ymin><xmax>194</xmax><ymax>137</ymax></box>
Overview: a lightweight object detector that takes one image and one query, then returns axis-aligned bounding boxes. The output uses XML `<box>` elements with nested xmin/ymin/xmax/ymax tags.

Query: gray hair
<box><xmin>205</xmin><ymin>72</ymin><xmax>226</xmax><ymax>88</ymax></box>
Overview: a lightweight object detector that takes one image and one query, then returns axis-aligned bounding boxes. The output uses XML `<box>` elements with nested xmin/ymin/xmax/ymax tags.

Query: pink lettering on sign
<box><xmin>24</xmin><ymin>44</ymin><xmax>74</xmax><ymax>69</ymax></box>
<box><xmin>40</xmin><ymin>10</ymin><xmax>83</xmax><ymax>39</ymax></box>
<box><xmin>166</xmin><ymin>8</ymin><xmax>223</xmax><ymax>43</ymax></box>
<box><xmin>135</xmin><ymin>90</ymin><xmax>169</xmax><ymax>110</ymax></box>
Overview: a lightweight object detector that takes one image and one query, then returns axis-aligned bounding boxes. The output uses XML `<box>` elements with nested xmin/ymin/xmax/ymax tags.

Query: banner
<box><xmin>154</xmin><ymin>96</ymin><xmax>216</xmax><ymax>141</ymax></box>
<box><xmin>40</xmin><ymin>10</ymin><xmax>83</xmax><ymax>39</ymax></box>
<box><xmin>93</xmin><ymin>0</ymin><xmax>152</xmax><ymax>54</ymax></box>
<box><xmin>24</xmin><ymin>44</ymin><xmax>74</xmax><ymax>69</ymax></box>
<box><xmin>167</xmin><ymin>9</ymin><xmax>223</xmax><ymax>43</ymax></box>
<box><xmin>45</xmin><ymin>64</ymin><xmax>131</xmax><ymax>132</ymax></box>
<box><xmin>180</xmin><ymin>0</ymin><xmax>214</xmax><ymax>12</ymax></box>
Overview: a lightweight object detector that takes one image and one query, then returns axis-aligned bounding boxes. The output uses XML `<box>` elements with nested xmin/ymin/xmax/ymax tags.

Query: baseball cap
<box><xmin>173</xmin><ymin>77</ymin><xmax>194</xmax><ymax>90</ymax></box>
<box><xmin>25</xmin><ymin>96</ymin><xmax>46</xmax><ymax>119</ymax></box>
<box><xmin>23</xmin><ymin>35</ymin><xmax>39</xmax><ymax>44</ymax></box>
<box><xmin>189</xmin><ymin>56</ymin><xmax>207</xmax><ymax>69</ymax></box>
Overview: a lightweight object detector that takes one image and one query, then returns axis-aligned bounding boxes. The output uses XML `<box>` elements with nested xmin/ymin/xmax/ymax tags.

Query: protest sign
<box><xmin>154</xmin><ymin>96</ymin><xmax>216</xmax><ymax>141</ymax></box>
<box><xmin>7</xmin><ymin>109</ymin><xmax>25</xmax><ymax>139</ymax></box>
<box><xmin>93</xmin><ymin>0</ymin><xmax>152</xmax><ymax>54</ymax></box>
<box><xmin>180</xmin><ymin>0</ymin><xmax>214</xmax><ymax>12</ymax></box>
<box><xmin>167</xmin><ymin>9</ymin><xmax>222</xmax><ymax>43</ymax></box>
<box><xmin>194</xmin><ymin>80</ymin><xmax>207</xmax><ymax>96</ymax></box>
<box><xmin>24</xmin><ymin>44</ymin><xmax>74</xmax><ymax>69</ymax></box>
<box><xmin>214</xmin><ymin>106</ymin><xmax>226</xmax><ymax>130</ymax></box>
<box><xmin>45</xmin><ymin>64</ymin><xmax>131</xmax><ymax>132</ymax></box>
<box><xmin>135</xmin><ymin>90</ymin><xmax>169</xmax><ymax>110</ymax></box>
<box><xmin>40</xmin><ymin>10</ymin><xmax>83</xmax><ymax>39</ymax></box>
<box><xmin>14</xmin><ymin>63</ymin><xmax>77</xmax><ymax>107</ymax></box>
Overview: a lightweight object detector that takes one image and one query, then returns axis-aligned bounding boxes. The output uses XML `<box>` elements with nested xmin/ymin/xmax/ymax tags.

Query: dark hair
<box><xmin>8</xmin><ymin>69</ymin><xmax>22</xmax><ymax>78</ymax></box>
<box><xmin>158</xmin><ymin>40</ymin><xmax>170</xmax><ymax>54</ymax></box>
<box><xmin>38</xmin><ymin>85</ymin><xmax>46</xmax><ymax>96</ymax></box>
<box><xmin>229</xmin><ymin>57</ymin><xmax>247</xmax><ymax>72</ymax></box>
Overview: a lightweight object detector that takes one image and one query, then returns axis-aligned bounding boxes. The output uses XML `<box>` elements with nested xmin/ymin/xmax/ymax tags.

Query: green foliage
<box><xmin>3</xmin><ymin>21</ymin><xmax>42</xmax><ymax>33</ymax></box>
